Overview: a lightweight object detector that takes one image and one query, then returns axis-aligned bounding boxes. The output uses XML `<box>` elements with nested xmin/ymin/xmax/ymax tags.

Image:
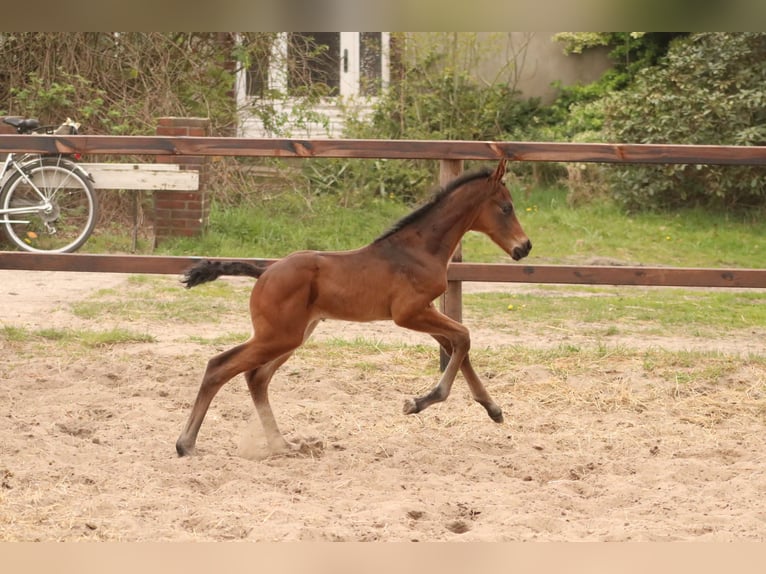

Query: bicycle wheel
<box><xmin>0</xmin><ymin>158</ymin><xmax>98</xmax><ymax>253</ymax></box>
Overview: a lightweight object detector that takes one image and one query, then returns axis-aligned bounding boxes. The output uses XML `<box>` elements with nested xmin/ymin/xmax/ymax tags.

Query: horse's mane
<box><xmin>373</xmin><ymin>167</ymin><xmax>493</xmax><ymax>243</ymax></box>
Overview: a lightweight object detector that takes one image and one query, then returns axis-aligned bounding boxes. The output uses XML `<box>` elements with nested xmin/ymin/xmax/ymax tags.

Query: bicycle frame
<box><xmin>0</xmin><ymin>153</ymin><xmax>55</xmax><ymax>224</ymax></box>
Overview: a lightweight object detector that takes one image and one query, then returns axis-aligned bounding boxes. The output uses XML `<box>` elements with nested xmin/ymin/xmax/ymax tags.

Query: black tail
<box><xmin>182</xmin><ymin>260</ymin><xmax>268</xmax><ymax>288</ymax></box>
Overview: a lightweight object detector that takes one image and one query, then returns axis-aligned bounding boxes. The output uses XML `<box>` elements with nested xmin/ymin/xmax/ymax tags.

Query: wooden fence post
<box><xmin>439</xmin><ymin>159</ymin><xmax>464</xmax><ymax>371</ymax></box>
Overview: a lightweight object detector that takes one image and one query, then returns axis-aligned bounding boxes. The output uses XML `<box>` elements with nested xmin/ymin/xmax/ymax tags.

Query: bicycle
<box><xmin>0</xmin><ymin>116</ymin><xmax>98</xmax><ymax>253</ymax></box>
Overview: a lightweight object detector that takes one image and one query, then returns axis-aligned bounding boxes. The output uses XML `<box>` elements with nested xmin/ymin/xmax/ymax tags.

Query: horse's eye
<box><xmin>501</xmin><ymin>203</ymin><xmax>514</xmax><ymax>215</ymax></box>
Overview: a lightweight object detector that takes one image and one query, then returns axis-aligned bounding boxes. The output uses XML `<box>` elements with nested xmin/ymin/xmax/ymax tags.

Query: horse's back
<box><xmin>252</xmin><ymin>247</ymin><xmax>398</xmax><ymax>322</ymax></box>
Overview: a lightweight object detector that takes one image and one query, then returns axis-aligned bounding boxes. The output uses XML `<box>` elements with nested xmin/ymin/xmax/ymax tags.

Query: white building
<box><xmin>235</xmin><ymin>32</ymin><xmax>391</xmax><ymax>138</ymax></box>
<box><xmin>234</xmin><ymin>32</ymin><xmax>611</xmax><ymax>139</ymax></box>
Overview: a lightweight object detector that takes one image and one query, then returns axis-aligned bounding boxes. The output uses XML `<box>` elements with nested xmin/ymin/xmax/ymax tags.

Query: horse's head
<box><xmin>471</xmin><ymin>160</ymin><xmax>532</xmax><ymax>261</ymax></box>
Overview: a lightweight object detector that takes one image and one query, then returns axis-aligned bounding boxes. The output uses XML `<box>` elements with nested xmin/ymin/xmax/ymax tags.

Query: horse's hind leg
<box><xmin>176</xmin><ymin>336</ymin><xmax>297</xmax><ymax>456</ymax></box>
<box><xmin>460</xmin><ymin>355</ymin><xmax>503</xmax><ymax>422</ymax></box>
<box><xmin>244</xmin><ymin>355</ymin><xmax>294</xmax><ymax>454</ymax></box>
<box><xmin>176</xmin><ymin>342</ymin><xmax>256</xmax><ymax>456</ymax></box>
<box><xmin>245</xmin><ymin>319</ymin><xmax>321</xmax><ymax>455</ymax></box>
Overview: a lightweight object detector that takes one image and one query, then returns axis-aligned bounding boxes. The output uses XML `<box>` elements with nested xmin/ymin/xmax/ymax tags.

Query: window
<box><xmin>360</xmin><ymin>32</ymin><xmax>383</xmax><ymax>96</ymax></box>
<box><xmin>246</xmin><ymin>60</ymin><xmax>269</xmax><ymax>98</ymax></box>
<box><xmin>244</xmin><ymin>32</ymin><xmax>388</xmax><ymax>100</ymax></box>
<box><xmin>288</xmin><ymin>33</ymin><xmax>341</xmax><ymax>97</ymax></box>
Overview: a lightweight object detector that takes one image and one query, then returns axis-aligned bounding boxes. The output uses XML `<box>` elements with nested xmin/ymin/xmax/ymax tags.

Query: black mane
<box><xmin>373</xmin><ymin>167</ymin><xmax>493</xmax><ymax>243</ymax></box>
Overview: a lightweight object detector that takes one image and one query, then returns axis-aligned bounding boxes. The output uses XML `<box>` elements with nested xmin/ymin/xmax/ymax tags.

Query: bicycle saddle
<box><xmin>3</xmin><ymin>116</ymin><xmax>40</xmax><ymax>132</ymax></box>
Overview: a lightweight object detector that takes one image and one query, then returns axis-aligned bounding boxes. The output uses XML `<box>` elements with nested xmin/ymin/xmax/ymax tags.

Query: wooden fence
<box><xmin>2</xmin><ymin>135</ymin><xmax>765</xmax><ymax>352</ymax></box>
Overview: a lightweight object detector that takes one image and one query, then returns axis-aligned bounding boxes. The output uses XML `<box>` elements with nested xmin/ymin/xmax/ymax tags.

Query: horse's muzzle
<box><xmin>511</xmin><ymin>239</ymin><xmax>532</xmax><ymax>261</ymax></box>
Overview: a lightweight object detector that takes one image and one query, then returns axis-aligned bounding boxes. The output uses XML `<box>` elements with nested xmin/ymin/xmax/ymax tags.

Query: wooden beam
<box><xmin>1</xmin><ymin>252</ymin><xmax>763</xmax><ymax>289</ymax></box>
<box><xmin>3</xmin><ymin>135</ymin><xmax>766</xmax><ymax>165</ymax></box>
<box><xmin>446</xmin><ymin>263</ymin><xmax>766</xmax><ymax>289</ymax></box>
<box><xmin>0</xmin><ymin>252</ymin><xmax>274</xmax><ymax>275</ymax></box>
<box><xmin>82</xmin><ymin>163</ymin><xmax>199</xmax><ymax>190</ymax></box>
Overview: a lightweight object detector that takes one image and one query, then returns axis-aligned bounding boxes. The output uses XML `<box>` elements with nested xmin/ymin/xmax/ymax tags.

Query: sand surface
<box><xmin>1</xmin><ymin>270</ymin><xmax>765</xmax><ymax>541</ymax></box>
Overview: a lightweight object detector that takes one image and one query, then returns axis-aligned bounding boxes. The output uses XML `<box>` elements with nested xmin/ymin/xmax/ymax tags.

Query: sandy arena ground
<box><xmin>1</xmin><ymin>269</ymin><xmax>765</xmax><ymax>541</ymax></box>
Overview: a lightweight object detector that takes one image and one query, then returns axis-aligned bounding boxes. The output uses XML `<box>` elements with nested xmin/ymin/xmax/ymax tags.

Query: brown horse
<box><xmin>176</xmin><ymin>160</ymin><xmax>531</xmax><ymax>456</ymax></box>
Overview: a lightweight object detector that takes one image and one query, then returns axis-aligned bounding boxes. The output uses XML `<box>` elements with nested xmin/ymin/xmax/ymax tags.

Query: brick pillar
<box><xmin>153</xmin><ymin>117</ymin><xmax>210</xmax><ymax>242</ymax></box>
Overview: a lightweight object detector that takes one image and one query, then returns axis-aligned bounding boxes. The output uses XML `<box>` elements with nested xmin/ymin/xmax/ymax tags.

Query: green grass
<box><xmin>71</xmin><ymin>274</ymin><xmax>251</xmax><ymax>324</ymax></box>
<box><xmin>155</xmin><ymin>191</ymin><xmax>409</xmax><ymax>258</ymax></box>
<box><xmin>0</xmin><ymin>325</ymin><xmax>155</xmax><ymax>347</ymax></box>
<box><xmin>136</xmin><ymin>185</ymin><xmax>766</xmax><ymax>270</ymax></box>
<box><xmin>463</xmin><ymin>186</ymin><xmax>766</xmax><ymax>267</ymax></box>
<box><xmin>464</xmin><ymin>286</ymin><xmax>766</xmax><ymax>339</ymax></box>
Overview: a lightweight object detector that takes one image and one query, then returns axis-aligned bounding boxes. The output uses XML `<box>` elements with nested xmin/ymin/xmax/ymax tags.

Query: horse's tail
<box><xmin>182</xmin><ymin>260</ymin><xmax>268</xmax><ymax>288</ymax></box>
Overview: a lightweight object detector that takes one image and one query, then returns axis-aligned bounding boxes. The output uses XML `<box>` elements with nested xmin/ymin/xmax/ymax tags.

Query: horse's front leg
<box><xmin>432</xmin><ymin>334</ymin><xmax>503</xmax><ymax>423</ymax></box>
<box><xmin>394</xmin><ymin>306</ymin><xmax>470</xmax><ymax>416</ymax></box>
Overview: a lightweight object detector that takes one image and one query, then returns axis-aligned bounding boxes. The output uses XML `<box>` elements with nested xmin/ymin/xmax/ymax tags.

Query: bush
<box><xmin>602</xmin><ymin>33</ymin><xmax>766</xmax><ymax>210</ymax></box>
<box><xmin>311</xmin><ymin>66</ymin><xmax>549</xmax><ymax>202</ymax></box>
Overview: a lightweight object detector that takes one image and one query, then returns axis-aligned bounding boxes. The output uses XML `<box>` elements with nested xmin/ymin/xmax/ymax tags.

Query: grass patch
<box><xmin>188</xmin><ymin>332</ymin><xmax>251</xmax><ymax>346</ymax></box>
<box><xmin>473</xmin><ymin>343</ymin><xmax>766</xmax><ymax>384</ymax></box>
<box><xmin>0</xmin><ymin>325</ymin><xmax>29</xmax><ymax>342</ymax></box>
<box><xmin>82</xmin><ymin>181</ymin><xmax>766</xmax><ymax>271</ymax></box>
<box><xmin>82</xmin><ymin>181</ymin><xmax>766</xmax><ymax>269</ymax></box>
<box><xmin>464</xmin><ymin>286</ymin><xmax>766</xmax><ymax>339</ymax></box>
<box><xmin>463</xmin><ymin>186</ymin><xmax>766</xmax><ymax>267</ymax></box>
<box><xmin>71</xmin><ymin>275</ymin><xmax>251</xmax><ymax>323</ymax></box>
<box><xmin>0</xmin><ymin>325</ymin><xmax>155</xmax><ymax>347</ymax></box>
<box><xmin>155</xmin><ymin>192</ymin><xmax>409</xmax><ymax>258</ymax></box>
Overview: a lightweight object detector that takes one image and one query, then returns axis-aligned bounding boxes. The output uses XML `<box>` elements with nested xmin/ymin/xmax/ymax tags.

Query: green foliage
<box><xmin>1</xmin><ymin>33</ymin><xmax>242</xmax><ymax>135</ymax></box>
<box><xmin>11</xmin><ymin>71</ymin><xmax>85</xmax><ymax>117</ymax></box>
<box><xmin>300</xmin><ymin>158</ymin><xmax>434</xmax><ymax>204</ymax></box>
<box><xmin>544</xmin><ymin>33</ymin><xmax>685</xmax><ymax>143</ymax></box>
<box><xmin>361</xmin><ymin>68</ymin><xmax>543</xmax><ymax>142</ymax></box>
<box><xmin>553</xmin><ymin>33</ymin><xmax>615</xmax><ymax>55</ymax></box>
<box><xmin>603</xmin><ymin>33</ymin><xmax>766</xmax><ymax>210</ymax></box>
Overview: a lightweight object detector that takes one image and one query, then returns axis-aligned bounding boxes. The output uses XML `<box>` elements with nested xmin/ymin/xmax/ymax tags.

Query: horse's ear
<box><xmin>491</xmin><ymin>159</ymin><xmax>507</xmax><ymax>182</ymax></box>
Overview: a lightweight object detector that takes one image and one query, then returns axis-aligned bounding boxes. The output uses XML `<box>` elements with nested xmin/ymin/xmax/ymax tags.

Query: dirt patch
<box><xmin>1</xmin><ymin>271</ymin><xmax>765</xmax><ymax>541</ymax></box>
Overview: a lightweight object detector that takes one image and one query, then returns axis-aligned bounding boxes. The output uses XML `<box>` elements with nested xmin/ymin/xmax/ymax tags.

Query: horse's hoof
<box><xmin>483</xmin><ymin>403</ymin><xmax>503</xmax><ymax>423</ymax></box>
<box><xmin>175</xmin><ymin>441</ymin><xmax>195</xmax><ymax>457</ymax></box>
<box><xmin>402</xmin><ymin>398</ymin><xmax>419</xmax><ymax>415</ymax></box>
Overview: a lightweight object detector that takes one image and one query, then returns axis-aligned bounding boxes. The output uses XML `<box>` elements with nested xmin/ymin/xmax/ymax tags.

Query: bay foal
<box><xmin>176</xmin><ymin>160</ymin><xmax>531</xmax><ymax>456</ymax></box>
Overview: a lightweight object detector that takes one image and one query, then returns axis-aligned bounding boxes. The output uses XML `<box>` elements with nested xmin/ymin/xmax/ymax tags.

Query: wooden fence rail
<box><xmin>2</xmin><ymin>135</ymin><xmax>765</xmax><ymax>285</ymax></box>
<box><xmin>3</xmin><ymin>135</ymin><xmax>766</xmax><ymax>164</ymax></box>
<box><xmin>1</xmin><ymin>252</ymin><xmax>764</xmax><ymax>289</ymax></box>
<box><xmin>1</xmin><ymin>134</ymin><xmax>764</xmax><ymax>367</ymax></box>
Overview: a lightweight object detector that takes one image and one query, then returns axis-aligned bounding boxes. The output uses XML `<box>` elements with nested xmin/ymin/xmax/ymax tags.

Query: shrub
<box><xmin>315</xmin><ymin>66</ymin><xmax>548</xmax><ymax>202</ymax></box>
<box><xmin>602</xmin><ymin>33</ymin><xmax>766</xmax><ymax>210</ymax></box>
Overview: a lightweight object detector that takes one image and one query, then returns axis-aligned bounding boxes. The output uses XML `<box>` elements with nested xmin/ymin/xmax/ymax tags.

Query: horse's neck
<box><xmin>392</xmin><ymin>181</ymin><xmax>486</xmax><ymax>263</ymax></box>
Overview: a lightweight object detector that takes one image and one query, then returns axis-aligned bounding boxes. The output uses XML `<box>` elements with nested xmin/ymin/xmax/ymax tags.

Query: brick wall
<box><xmin>153</xmin><ymin>117</ymin><xmax>210</xmax><ymax>242</ymax></box>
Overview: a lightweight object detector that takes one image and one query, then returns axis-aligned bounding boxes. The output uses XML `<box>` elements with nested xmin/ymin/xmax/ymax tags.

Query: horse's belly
<box><xmin>319</xmin><ymin>292</ymin><xmax>391</xmax><ymax>322</ymax></box>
